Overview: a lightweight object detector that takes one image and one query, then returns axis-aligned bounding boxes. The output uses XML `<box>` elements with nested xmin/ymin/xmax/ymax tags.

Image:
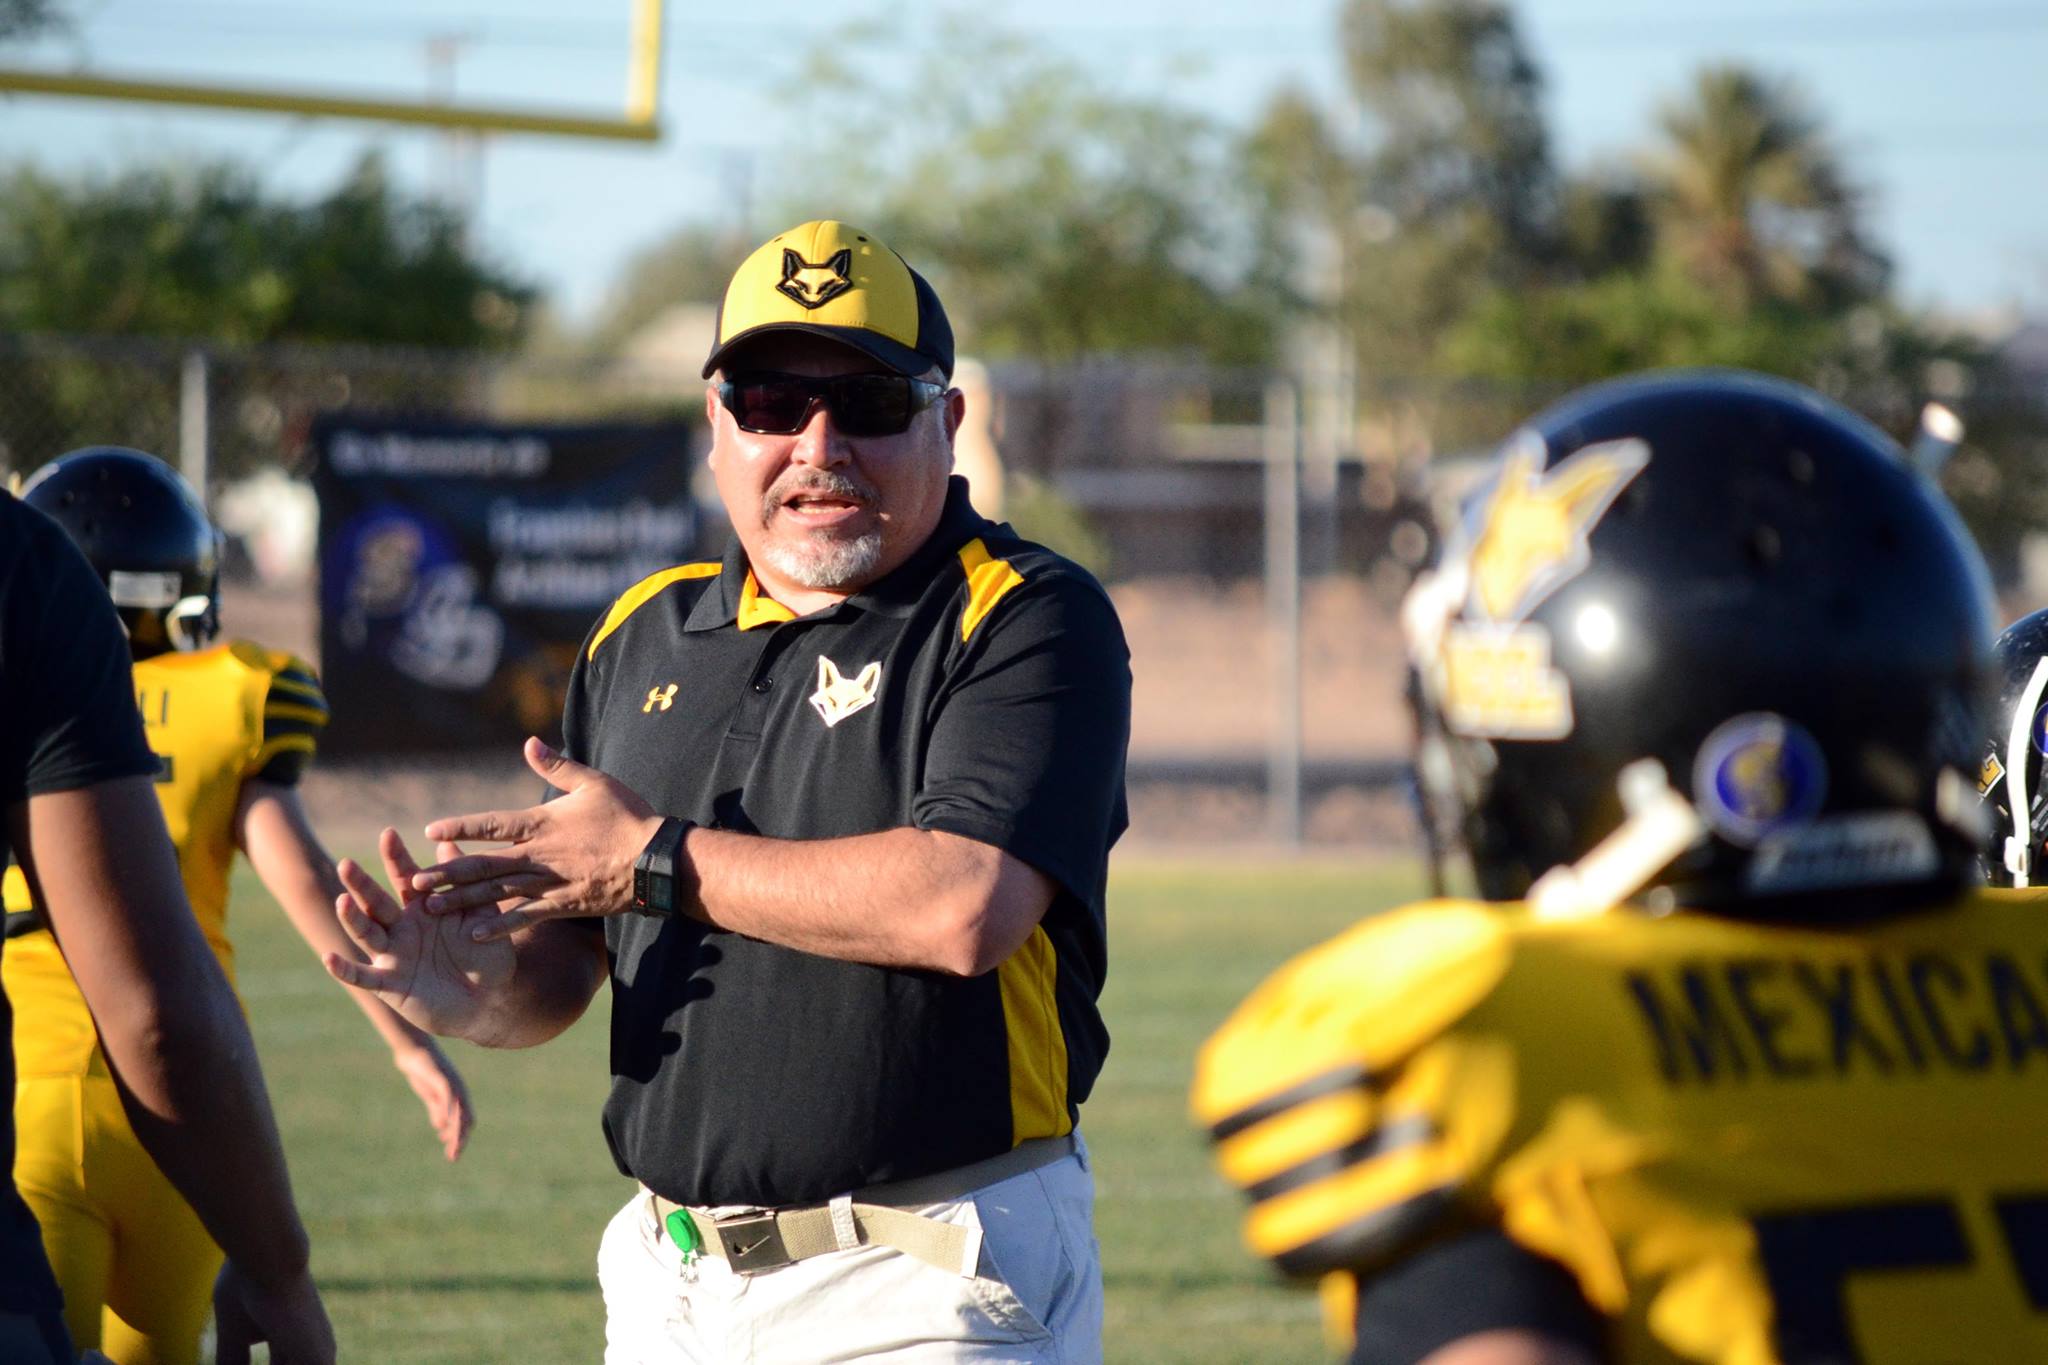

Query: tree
<box><xmin>1240</xmin><ymin>0</ymin><xmax>1561</xmax><ymax>383</ymax></box>
<box><xmin>1646</xmin><ymin>65</ymin><xmax>1886</xmax><ymax>311</ymax></box>
<box><xmin>0</xmin><ymin>0</ymin><xmax>64</xmax><ymax>41</ymax></box>
<box><xmin>1339</xmin><ymin>0</ymin><xmax>1555</xmax><ymax>266</ymax></box>
<box><xmin>1441</xmin><ymin>272</ymin><xmax>1841</xmax><ymax>381</ymax></box>
<box><xmin>0</xmin><ymin>154</ymin><xmax>536</xmax><ymax>478</ymax></box>
<box><xmin>584</xmin><ymin>223</ymin><xmax>746</xmax><ymax>357</ymax></box>
<box><xmin>768</xmin><ymin>16</ymin><xmax>1282</xmax><ymax>368</ymax></box>
<box><xmin>1439</xmin><ymin>63</ymin><xmax>1916</xmax><ymax>389</ymax></box>
<box><xmin>0</xmin><ymin>154</ymin><xmax>531</xmax><ymax>348</ymax></box>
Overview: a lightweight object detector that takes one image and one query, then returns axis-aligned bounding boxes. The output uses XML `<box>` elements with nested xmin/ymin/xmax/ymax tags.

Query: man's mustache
<box><xmin>762</xmin><ymin>470</ymin><xmax>881</xmax><ymax>522</ymax></box>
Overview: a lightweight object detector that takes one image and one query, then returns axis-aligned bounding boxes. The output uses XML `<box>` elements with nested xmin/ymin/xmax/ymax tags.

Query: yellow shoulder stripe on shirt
<box><xmin>956</xmin><ymin>538</ymin><xmax>1026</xmax><ymax>643</ymax></box>
<box><xmin>588</xmin><ymin>563</ymin><xmax>722</xmax><ymax>660</ymax></box>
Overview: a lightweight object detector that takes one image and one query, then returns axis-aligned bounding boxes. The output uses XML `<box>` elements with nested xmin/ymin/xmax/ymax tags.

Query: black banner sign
<box><xmin>312</xmin><ymin>415</ymin><xmax>701</xmax><ymax>754</ymax></box>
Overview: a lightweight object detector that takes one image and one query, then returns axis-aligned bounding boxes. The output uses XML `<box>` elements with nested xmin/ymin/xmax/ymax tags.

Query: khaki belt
<box><xmin>649</xmin><ymin>1133</ymin><xmax>1076</xmax><ymax>1277</ymax></box>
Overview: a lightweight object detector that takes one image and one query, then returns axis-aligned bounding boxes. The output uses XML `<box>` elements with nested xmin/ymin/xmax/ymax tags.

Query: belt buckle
<box><xmin>714</xmin><ymin>1212</ymin><xmax>791</xmax><ymax>1274</ymax></box>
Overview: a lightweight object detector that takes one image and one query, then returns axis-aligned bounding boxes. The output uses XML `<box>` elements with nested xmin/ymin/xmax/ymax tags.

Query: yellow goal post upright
<box><xmin>0</xmin><ymin>0</ymin><xmax>666</xmax><ymax>142</ymax></box>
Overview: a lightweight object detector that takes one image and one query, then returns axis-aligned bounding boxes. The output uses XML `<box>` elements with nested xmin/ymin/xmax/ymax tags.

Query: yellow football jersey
<box><xmin>1193</xmin><ymin>892</ymin><xmax>2048</xmax><ymax>1365</ymax></box>
<box><xmin>2</xmin><ymin>640</ymin><xmax>328</xmax><ymax>1078</ymax></box>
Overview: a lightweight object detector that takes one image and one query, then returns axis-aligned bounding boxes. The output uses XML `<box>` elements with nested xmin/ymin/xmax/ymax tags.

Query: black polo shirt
<box><xmin>568</xmin><ymin>476</ymin><xmax>1130</xmax><ymax>1207</ymax></box>
<box><xmin>0</xmin><ymin>495</ymin><xmax>161</xmax><ymax>1314</ymax></box>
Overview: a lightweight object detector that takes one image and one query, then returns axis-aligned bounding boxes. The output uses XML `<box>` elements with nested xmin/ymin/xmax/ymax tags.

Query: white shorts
<box><xmin>598</xmin><ymin>1135</ymin><xmax>1103</xmax><ymax>1364</ymax></box>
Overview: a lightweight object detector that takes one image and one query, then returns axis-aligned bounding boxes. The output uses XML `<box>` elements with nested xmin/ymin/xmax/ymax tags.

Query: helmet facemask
<box><xmin>1980</xmin><ymin>613</ymin><xmax>2048</xmax><ymax>888</ymax></box>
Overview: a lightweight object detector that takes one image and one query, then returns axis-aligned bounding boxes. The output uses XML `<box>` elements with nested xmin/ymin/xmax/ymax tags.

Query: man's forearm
<box><xmin>685</xmin><ymin>826</ymin><xmax>1052</xmax><ymax>976</ymax></box>
<box><xmin>417</xmin><ymin>744</ymin><xmax>1054</xmax><ymax>974</ymax></box>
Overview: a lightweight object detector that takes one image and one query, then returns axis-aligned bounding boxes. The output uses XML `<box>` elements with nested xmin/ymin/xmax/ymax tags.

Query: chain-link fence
<box><xmin>11</xmin><ymin>331</ymin><xmax>2035</xmax><ymax>593</ymax></box>
<box><xmin>0</xmin><ymin>333</ymin><xmax>705</xmax><ymax>492</ymax></box>
<box><xmin>0</xmin><ymin>335</ymin><xmax>1448</xmax><ymax>589</ymax></box>
<box><xmin>9</xmin><ymin>331</ymin><xmax>2046</xmax><ymax>845</ymax></box>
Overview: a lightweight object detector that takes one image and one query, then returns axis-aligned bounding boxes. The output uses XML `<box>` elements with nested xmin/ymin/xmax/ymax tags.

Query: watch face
<box><xmin>648</xmin><ymin>871</ymin><xmax>673</xmax><ymax>913</ymax></box>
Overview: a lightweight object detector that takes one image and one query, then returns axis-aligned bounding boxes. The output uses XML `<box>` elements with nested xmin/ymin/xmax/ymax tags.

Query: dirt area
<box><xmin>227</xmin><ymin>575</ymin><xmax>1418</xmax><ymax>854</ymax></box>
<box><xmin>1117</xmin><ymin>575</ymin><xmax>1411</xmax><ymax>758</ymax></box>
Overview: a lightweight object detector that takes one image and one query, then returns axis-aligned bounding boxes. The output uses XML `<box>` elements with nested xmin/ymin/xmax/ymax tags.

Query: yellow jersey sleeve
<box><xmin>1191</xmin><ymin>901</ymin><xmax>1518</xmax><ymax>1276</ymax></box>
<box><xmin>230</xmin><ymin>643</ymin><xmax>328</xmax><ymax>786</ymax></box>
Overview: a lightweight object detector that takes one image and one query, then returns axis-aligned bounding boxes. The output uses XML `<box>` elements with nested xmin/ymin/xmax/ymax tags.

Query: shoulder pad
<box><xmin>237</xmin><ymin>641</ymin><xmax>329</xmax><ymax>778</ymax></box>
<box><xmin>1194</xmin><ymin>901</ymin><xmax>1510</xmax><ymax>1132</ymax></box>
<box><xmin>1192</xmin><ymin>902</ymin><xmax>1515</xmax><ymax>1275</ymax></box>
<box><xmin>222</xmin><ymin>638</ymin><xmax>304</xmax><ymax>676</ymax></box>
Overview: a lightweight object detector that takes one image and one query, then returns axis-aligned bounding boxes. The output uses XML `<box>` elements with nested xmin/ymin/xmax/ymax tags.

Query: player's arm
<box><xmin>1345</xmin><ymin>1230</ymin><xmax>1607</xmax><ymax>1365</ymax></box>
<box><xmin>1195</xmin><ymin>908</ymin><xmax>1606</xmax><ymax>1365</ymax></box>
<box><xmin>8</xmin><ymin>779</ymin><xmax>333</xmax><ymax>1361</ymax></box>
<box><xmin>237</xmin><ymin>779</ymin><xmax>476</xmax><ymax>1159</ymax></box>
<box><xmin>415</xmin><ymin>575</ymin><xmax>1131</xmax><ymax>977</ymax></box>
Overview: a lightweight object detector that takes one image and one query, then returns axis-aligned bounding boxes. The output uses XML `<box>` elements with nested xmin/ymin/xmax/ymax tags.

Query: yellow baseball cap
<box><xmin>701</xmin><ymin>220</ymin><xmax>955</xmax><ymax>380</ymax></box>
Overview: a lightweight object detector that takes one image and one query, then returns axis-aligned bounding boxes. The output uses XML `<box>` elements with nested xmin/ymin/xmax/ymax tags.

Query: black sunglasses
<box><xmin>717</xmin><ymin>371</ymin><xmax>948</xmax><ymax>438</ymax></box>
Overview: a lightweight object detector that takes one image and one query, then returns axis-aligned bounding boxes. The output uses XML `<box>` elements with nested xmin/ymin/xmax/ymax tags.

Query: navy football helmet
<box><xmin>22</xmin><ymin>446</ymin><xmax>222</xmax><ymax>657</ymax></box>
<box><xmin>1406</xmin><ymin>370</ymin><xmax>1995</xmax><ymax>919</ymax></box>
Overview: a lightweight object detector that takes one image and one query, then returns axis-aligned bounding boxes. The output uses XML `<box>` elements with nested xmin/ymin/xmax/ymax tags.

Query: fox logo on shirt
<box><xmin>777</xmin><ymin>249</ymin><xmax>854</xmax><ymax>310</ymax></box>
<box><xmin>810</xmin><ymin>657</ymin><xmax>881</xmax><ymax>727</ymax></box>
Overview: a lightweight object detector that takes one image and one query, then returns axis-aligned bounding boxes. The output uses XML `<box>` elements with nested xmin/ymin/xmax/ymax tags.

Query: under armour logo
<box><xmin>643</xmin><ymin>683</ymin><xmax>678</xmax><ymax>713</ymax></box>
<box><xmin>809</xmin><ymin>656</ymin><xmax>881</xmax><ymax>727</ymax></box>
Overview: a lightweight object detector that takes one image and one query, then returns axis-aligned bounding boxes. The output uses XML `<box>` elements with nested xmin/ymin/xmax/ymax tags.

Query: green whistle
<box><xmin>664</xmin><ymin>1209</ymin><xmax>702</xmax><ymax>1258</ymax></box>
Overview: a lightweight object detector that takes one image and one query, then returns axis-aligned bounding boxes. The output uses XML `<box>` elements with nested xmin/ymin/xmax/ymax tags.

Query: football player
<box><xmin>1978</xmin><ymin>608</ymin><xmax>2048</xmax><ymax>888</ymax></box>
<box><xmin>5</xmin><ymin>447</ymin><xmax>474</xmax><ymax>1365</ymax></box>
<box><xmin>1191</xmin><ymin>371</ymin><xmax>2043</xmax><ymax>1365</ymax></box>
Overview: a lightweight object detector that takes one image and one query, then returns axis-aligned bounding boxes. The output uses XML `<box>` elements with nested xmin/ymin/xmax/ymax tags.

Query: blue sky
<box><xmin>5</xmin><ymin>0</ymin><xmax>2045</xmax><ymax>326</ymax></box>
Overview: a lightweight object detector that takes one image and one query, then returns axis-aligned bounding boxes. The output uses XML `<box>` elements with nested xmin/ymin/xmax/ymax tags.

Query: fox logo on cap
<box><xmin>777</xmin><ymin>249</ymin><xmax>854</xmax><ymax>310</ymax></box>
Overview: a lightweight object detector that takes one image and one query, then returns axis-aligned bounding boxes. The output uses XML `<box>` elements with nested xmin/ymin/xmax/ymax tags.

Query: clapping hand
<box><xmin>324</xmin><ymin>827</ymin><xmax>516</xmax><ymax>1044</ymax></box>
<box><xmin>410</xmin><ymin>736</ymin><xmax>664</xmax><ymax>940</ymax></box>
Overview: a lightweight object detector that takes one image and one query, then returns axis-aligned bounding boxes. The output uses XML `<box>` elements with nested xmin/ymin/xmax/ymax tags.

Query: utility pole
<box><xmin>425</xmin><ymin>32</ymin><xmax>485</xmax><ymax>235</ymax></box>
<box><xmin>720</xmin><ymin>149</ymin><xmax>756</xmax><ymax>249</ymax></box>
<box><xmin>1264</xmin><ymin>378</ymin><xmax>1304</xmax><ymax>847</ymax></box>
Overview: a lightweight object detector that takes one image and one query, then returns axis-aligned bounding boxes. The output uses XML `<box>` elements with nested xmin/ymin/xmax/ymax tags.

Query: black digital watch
<box><xmin>631</xmin><ymin>817</ymin><xmax>693</xmax><ymax>917</ymax></box>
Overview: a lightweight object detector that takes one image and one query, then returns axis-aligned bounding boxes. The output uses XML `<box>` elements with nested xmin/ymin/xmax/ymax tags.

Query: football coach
<box><xmin>328</xmin><ymin>220</ymin><xmax>1132</xmax><ymax>1362</ymax></box>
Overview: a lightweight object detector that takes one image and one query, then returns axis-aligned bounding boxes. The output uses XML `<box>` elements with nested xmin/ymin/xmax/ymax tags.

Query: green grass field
<box><xmin>225</xmin><ymin>854</ymin><xmax>1426</xmax><ymax>1363</ymax></box>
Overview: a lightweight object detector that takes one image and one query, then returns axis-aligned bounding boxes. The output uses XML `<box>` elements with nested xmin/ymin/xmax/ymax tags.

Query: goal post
<box><xmin>0</xmin><ymin>0</ymin><xmax>665</xmax><ymax>143</ymax></box>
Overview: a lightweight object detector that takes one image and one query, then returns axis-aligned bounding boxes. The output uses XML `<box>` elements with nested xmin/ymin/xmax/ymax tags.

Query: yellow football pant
<box><xmin>13</xmin><ymin>1071</ymin><xmax>222</xmax><ymax>1365</ymax></box>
